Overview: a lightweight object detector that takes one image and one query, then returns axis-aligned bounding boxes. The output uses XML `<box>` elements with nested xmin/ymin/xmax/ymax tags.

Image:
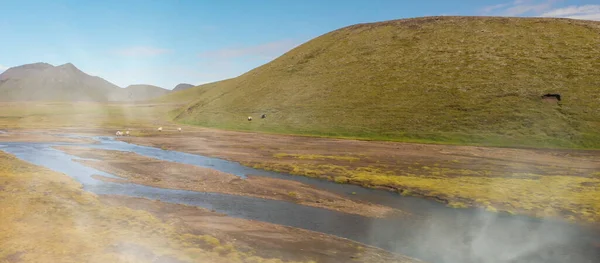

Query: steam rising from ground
<box><xmin>1</xmin><ymin>103</ymin><xmax>599</xmax><ymax>263</ymax></box>
<box><xmin>377</xmin><ymin>153</ymin><xmax>600</xmax><ymax>263</ymax></box>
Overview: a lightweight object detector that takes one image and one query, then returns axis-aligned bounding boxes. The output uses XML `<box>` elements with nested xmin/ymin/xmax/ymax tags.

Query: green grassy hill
<box><xmin>166</xmin><ymin>16</ymin><xmax>600</xmax><ymax>148</ymax></box>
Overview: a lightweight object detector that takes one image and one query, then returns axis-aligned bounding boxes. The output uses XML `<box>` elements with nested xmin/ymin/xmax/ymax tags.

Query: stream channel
<box><xmin>1</xmin><ymin>134</ymin><xmax>598</xmax><ymax>263</ymax></box>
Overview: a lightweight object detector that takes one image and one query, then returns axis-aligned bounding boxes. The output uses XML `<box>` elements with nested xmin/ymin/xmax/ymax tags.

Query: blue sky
<box><xmin>0</xmin><ymin>0</ymin><xmax>598</xmax><ymax>89</ymax></box>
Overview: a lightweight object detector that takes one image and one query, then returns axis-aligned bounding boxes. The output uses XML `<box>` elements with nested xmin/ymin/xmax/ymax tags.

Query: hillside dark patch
<box><xmin>542</xmin><ymin>93</ymin><xmax>561</xmax><ymax>103</ymax></box>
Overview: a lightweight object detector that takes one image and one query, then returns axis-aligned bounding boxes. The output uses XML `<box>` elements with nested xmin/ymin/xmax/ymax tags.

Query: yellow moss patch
<box><xmin>274</xmin><ymin>153</ymin><xmax>360</xmax><ymax>162</ymax></box>
<box><xmin>248</xmin><ymin>161</ymin><xmax>600</xmax><ymax>223</ymax></box>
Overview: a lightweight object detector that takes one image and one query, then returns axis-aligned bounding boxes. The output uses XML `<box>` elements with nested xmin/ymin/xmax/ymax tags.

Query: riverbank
<box><xmin>0</xmin><ymin>151</ymin><xmax>307</xmax><ymax>263</ymax></box>
<box><xmin>55</xmin><ymin>146</ymin><xmax>401</xmax><ymax>218</ymax></box>
<box><xmin>99</xmin><ymin>195</ymin><xmax>420</xmax><ymax>263</ymax></box>
<box><xmin>3</xmin><ymin>128</ymin><xmax>600</xmax><ymax>224</ymax></box>
<box><xmin>2</xmin><ymin>130</ymin><xmax>600</xmax><ymax>263</ymax></box>
<box><xmin>115</xmin><ymin>129</ymin><xmax>600</xmax><ymax>225</ymax></box>
<box><xmin>0</xmin><ymin>148</ymin><xmax>420</xmax><ymax>263</ymax></box>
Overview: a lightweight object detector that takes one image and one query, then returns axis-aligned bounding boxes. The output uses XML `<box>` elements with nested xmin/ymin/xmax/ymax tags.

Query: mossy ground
<box><xmin>247</xmin><ymin>154</ymin><xmax>600</xmax><ymax>224</ymax></box>
<box><xmin>0</xmin><ymin>151</ymin><xmax>312</xmax><ymax>263</ymax></box>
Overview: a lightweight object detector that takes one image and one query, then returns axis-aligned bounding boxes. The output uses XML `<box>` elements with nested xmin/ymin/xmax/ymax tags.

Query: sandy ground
<box><xmin>99</xmin><ymin>195</ymin><xmax>422</xmax><ymax>263</ymax></box>
<box><xmin>55</xmin><ymin>146</ymin><xmax>403</xmax><ymax>218</ymax></box>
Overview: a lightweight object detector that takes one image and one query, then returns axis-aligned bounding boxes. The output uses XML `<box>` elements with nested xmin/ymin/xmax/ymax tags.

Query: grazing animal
<box><xmin>115</xmin><ymin>131</ymin><xmax>123</xmax><ymax>136</ymax></box>
<box><xmin>177</xmin><ymin>127</ymin><xmax>182</xmax><ymax>132</ymax></box>
<box><xmin>261</xmin><ymin>114</ymin><xmax>266</xmax><ymax>119</ymax></box>
<box><xmin>248</xmin><ymin>116</ymin><xmax>253</xmax><ymax>121</ymax></box>
<box><xmin>158</xmin><ymin>127</ymin><xmax>163</xmax><ymax>132</ymax></box>
<box><xmin>125</xmin><ymin>130</ymin><xmax>130</xmax><ymax>136</ymax></box>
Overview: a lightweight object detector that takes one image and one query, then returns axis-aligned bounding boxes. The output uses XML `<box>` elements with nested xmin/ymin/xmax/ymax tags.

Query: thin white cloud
<box><xmin>0</xmin><ymin>64</ymin><xmax>8</xmax><ymax>72</ymax></box>
<box><xmin>540</xmin><ymin>5</ymin><xmax>600</xmax><ymax>20</ymax></box>
<box><xmin>103</xmin><ymin>40</ymin><xmax>301</xmax><ymax>88</ymax></box>
<box><xmin>480</xmin><ymin>0</ymin><xmax>559</xmax><ymax>16</ymax></box>
<box><xmin>482</xmin><ymin>3</ymin><xmax>511</xmax><ymax>14</ymax></box>
<box><xmin>504</xmin><ymin>3</ymin><xmax>553</xmax><ymax>16</ymax></box>
<box><xmin>199</xmin><ymin>39</ymin><xmax>301</xmax><ymax>60</ymax></box>
<box><xmin>113</xmin><ymin>46</ymin><xmax>171</xmax><ymax>57</ymax></box>
<box><xmin>480</xmin><ymin>0</ymin><xmax>600</xmax><ymax>21</ymax></box>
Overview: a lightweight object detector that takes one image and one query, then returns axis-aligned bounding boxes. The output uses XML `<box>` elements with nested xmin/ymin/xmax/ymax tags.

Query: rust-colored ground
<box><xmin>111</xmin><ymin>128</ymin><xmax>600</xmax><ymax>224</ymax></box>
<box><xmin>5</xmin><ymin>128</ymin><xmax>600</xmax><ymax>224</ymax></box>
<box><xmin>116</xmin><ymin>129</ymin><xmax>600</xmax><ymax>176</ymax></box>
<box><xmin>99</xmin><ymin>195</ymin><xmax>421</xmax><ymax>263</ymax></box>
<box><xmin>56</xmin><ymin>146</ymin><xmax>401</xmax><ymax>218</ymax></box>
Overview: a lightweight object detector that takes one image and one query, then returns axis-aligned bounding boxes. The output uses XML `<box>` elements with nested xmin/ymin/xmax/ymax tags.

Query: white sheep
<box><xmin>177</xmin><ymin>127</ymin><xmax>182</xmax><ymax>132</ymax></box>
<box><xmin>125</xmin><ymin>130</ymin><xmax>130</xmax><ymax>136</ymax></box>
<box><xmin>248</xmin><ymin>116</ymin><xmax>253</xmax><ymax>121</ymax></box>
<box><xmin>158</xmin><ymin>127</ymin><xmax>163</xmax><ymax>132</ymax></box>
<box><xmin>115</xmin><ymin>131</ymin><xmax>123</xmax><ymax>136</ymax></box>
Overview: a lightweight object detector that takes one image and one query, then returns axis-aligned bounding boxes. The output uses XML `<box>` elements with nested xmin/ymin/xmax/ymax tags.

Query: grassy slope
<box><xmin>0</xmin><ymin>151</ymin><xmax>311</xmax><ymax>263</ymax></box>
<box><xmin>165</xmin><ymin>16</ymin><xmax>600</xmax><ymax>149</ymax></box>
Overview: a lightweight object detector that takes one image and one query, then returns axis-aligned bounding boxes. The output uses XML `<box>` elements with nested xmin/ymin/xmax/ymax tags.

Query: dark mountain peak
<box><xmin>3</xmin><ymin>62</ymin><xmax>54</xmax><ymax>72</ymax></box>
<box><xmin>173</xmin><ymin>83</ymin><xmax>195</xmax><ymax>91</ymax></box>
<box><xmin>55</xmin><ymin>63</ymin><xmax>83</xmax><ymax>73</ymax></box>
<box><xmin>20</xmin><ymin>62</ymin><xmax>54</xmax><ymax>70</ymax></box>
<box><xmin>0</xmin><ymin>62</ymin><xmax>54</xmax><ymax>80</ymax></box>
<box><xmin>0</xmin><ymin>62</ymin><xmax>171</xmax><ymax>102</ymax></box>
<box><xmin>57</xmin><ymin>62</ymin><xmax>75</xmax><ymax>68</ymax></box>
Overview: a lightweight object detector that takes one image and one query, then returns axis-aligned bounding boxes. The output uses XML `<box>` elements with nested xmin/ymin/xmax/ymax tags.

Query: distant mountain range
<box><xmin>122</xmin><ymin>84</ymin><xmax>171</xmax><ymax>101</ymax></box>
<box><xmin>0</xmin><ymin>62</ymin><xmax>173</xmax><ymax>101</ymax></box>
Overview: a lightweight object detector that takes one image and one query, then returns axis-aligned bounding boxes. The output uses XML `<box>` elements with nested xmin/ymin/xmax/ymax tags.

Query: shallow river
<box><xmin>1</xmin><ymin>135</ymin><xmax>598</xmax><ymax>263</ymax></box>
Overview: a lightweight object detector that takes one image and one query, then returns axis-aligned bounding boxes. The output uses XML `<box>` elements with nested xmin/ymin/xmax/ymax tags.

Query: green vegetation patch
<box><xmin>166</xmin><ymin>17</ymin><xmax>600</xmax><ymax>149</ymax></box>
<box><xmin>0</xmin><ymin>151</ymin><xmax>311</xmax><ymax>263</ymax></box>
<box><xmin>246</xmin><ymin>161</ymin><xmax>600</xmax><ymax>223</ymax></box>
<box><xmin>274</xmin><ymin>153</ymin><xmax>360</xmax><ymax>162</ymax></box>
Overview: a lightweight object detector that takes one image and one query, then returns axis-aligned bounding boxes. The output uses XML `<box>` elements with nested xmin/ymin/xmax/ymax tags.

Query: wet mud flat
<box><xmin>99</xmin><ymin>195</ymin><xmax>420</xmax><ymax>263</ymax></box>
<box><xmin>115</xmin><ymin>128</ymin><xmax>600</xmax><ymax>173</ymax></box>
<box><xmin>0</xmin><ymin>141</ymin><xmax>416</xmax><ymax>263</ymax></box>
<box><xmin>0</xmin><ymin>135</ymin><xmax>420</xmax><ymax>263</ymax></box>
<box><xmin>116</xmin><ymin>129</ymin><xmax>600</xmax><ymax>224</ymax></box>
<box><xmin>1</xmin><ymin>131</ymin><xmax>599</xmax><ymax>263</ymax></box>
<box><xmin>55</xmin><ymin>145</ymin><xmax>401</xmax><ymax>218</ymax></box>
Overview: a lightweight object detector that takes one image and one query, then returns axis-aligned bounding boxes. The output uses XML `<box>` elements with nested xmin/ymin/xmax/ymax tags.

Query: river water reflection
<box><xmin>1</xmin><ymin>135</ymin><xmax>598</xmax><ymax>263</ymax></box>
